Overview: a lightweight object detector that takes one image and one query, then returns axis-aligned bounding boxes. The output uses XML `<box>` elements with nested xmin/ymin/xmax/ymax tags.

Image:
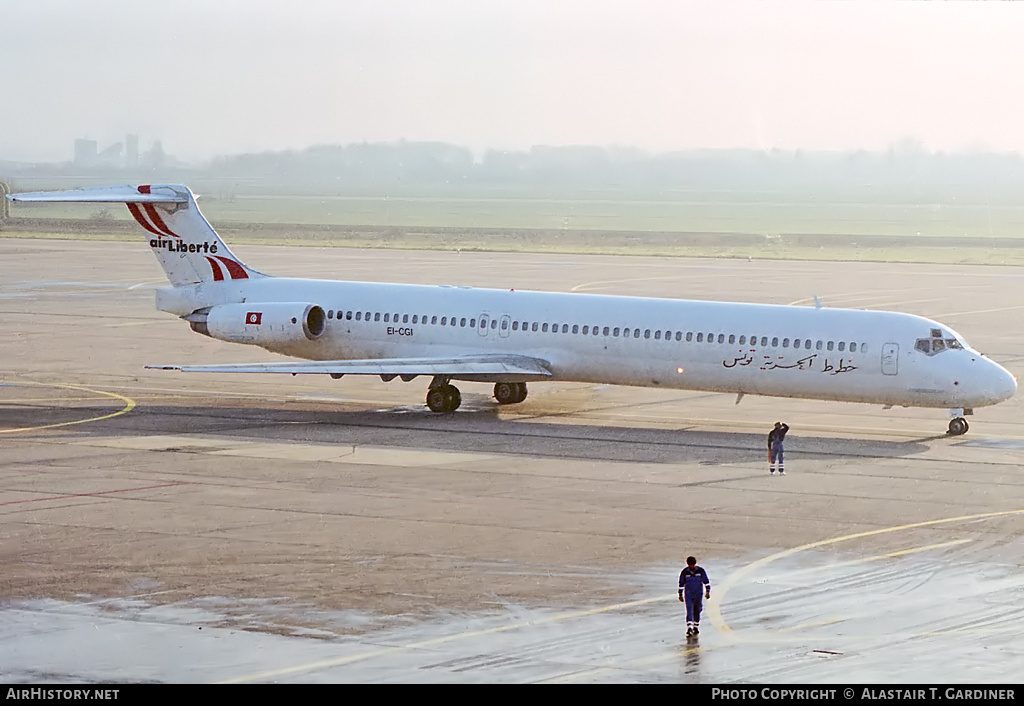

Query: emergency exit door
<box><xmin>881</xmin><ymin>343</ymin><xmax>899</xmax><ymax>375</ymax></box>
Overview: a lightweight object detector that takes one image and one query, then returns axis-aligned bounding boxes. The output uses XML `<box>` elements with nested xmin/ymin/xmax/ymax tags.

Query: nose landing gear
<box><xmin>947</xmin><ymin>417</ymin><xmax>969</xmax><ymax>436</ymax></box>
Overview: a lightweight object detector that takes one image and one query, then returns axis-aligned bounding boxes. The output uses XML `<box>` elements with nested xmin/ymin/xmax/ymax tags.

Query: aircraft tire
<box><xmin>514</xmin><ymin>382</ymin><xmax>528</xmax><ymax>403</ymax></box>
<box><xmin>494</xmin><ymin>382</ymin><xmax>519</xmax><ymax>405</ymax></box>
<box><xmin>426</xmin><ymin>387</ymin><xmax>447</xmax><ymax>413</ymax></box>
<box><xmin>442</xmin><ymin>385</ymin><xmax>462</xmax><ymax>412</ymax></box>
<box><xmin>947</xmin><ymin>417</ymin><xmax>969</xmax><ymax>436</ymax></box>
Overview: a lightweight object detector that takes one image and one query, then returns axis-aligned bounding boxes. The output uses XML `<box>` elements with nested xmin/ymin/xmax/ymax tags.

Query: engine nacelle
<box><xmin>194</xmin><ymin>302</ymin><xmax>326</xmax><ymax>345</ymax></box>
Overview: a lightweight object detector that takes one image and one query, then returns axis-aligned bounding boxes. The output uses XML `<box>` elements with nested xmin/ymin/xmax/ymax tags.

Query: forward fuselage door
<box><xmin>881</xmin><ymin>343</ymin><xmax>899</xmax><ymax>375</ymax></box>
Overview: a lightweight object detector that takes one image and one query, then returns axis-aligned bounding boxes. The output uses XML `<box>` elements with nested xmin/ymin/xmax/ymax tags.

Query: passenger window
<box><xmin>793</xmin><ymin>339</ymin><xmax>799</xmax><ymax>348</ymax></box>
<box><xmin>441</xmin><ymin>317</ymin><xmax>447</xmax><ymax>326</ymax></box>
<box><xmin>728</xmin><ymin>334</ymin><xmax>735</xmax><ymax>344</ymax></box>
<box><xmin>411</xmin><ymin>315</ymin><xmax>417</xmax><ymax>324</ymax></box>
<box><xmin>402</xmin><ymin>314</ymin><xmax>409</xmax><ymax>323</ymax></box>
<box><xmin>532</xmin><ymin>323</ymin><xmax>539</xmax><ymax>332</ymax></box>
<box><xmin>542</xmin><ymin>323</ymin><xmax>549</xmax><ymax>332</ymax></box>
<box><xmin>634</xmin><ymin>329</ymin><xmax>640</xmax><ymax>338</ymax></box>
<box><xmin>581</xmin><ymin>325</ymin><xmax>589</xmax><ymax>335</ymax></box>
<box><xmin>346</xmin><ymin>311</ymin><xmax>353</xmax><ymax>320</ymax></box>
<box><xmin>771</xmin><ymin>337</ymin><xmax>778</xmax><ymax>347</ymax></box>
<box><xmin>469</xmin><ymin>318</ymin><xmax>476</xmax><ymax>327</ymax></box>
<box><xmin>675</xmin><ymin>332</ymin><xmax>682</xmax><ymax>341</ymax></box>
<box><xmin>816</xmin><ymin>340</ymin><xmax>822</xmax><ymax>350</ymax></box>
<box><xmin>718</xmin><ymin>334</ymin><xmax>724</xmax><ymax>344</ymax></box>
<box><xmin>374</xmin><ymin>313</ymin><xmax>381</xmax><ymax>322</ymax></box>
<box><xmin>572</xmin><ymin>324</ymin><xmax>579</xmax><ymax>334</ymax></box>
<box><xmin>861</xmin><ymin>343</ymin><xmax>868</xmax><ymax>353</ymax></box>
<box><xmin>838</xmin><ymin>342</ymin><xmax>845</xmax><ymax>352</ymax></box>
<box><xmin>383</xmin><ymin>313</ymin><xmax>389</xmax><ymax>322</ymax></box>
<box><xmin>761</xmin><ymin>337</ymin><xmax>768</xmax><ymax>347</ymax></box>
<box><xmin>827</xmin><ymin>341</ymin><xmax>834</xmax><ymax>351</ymax></box>
<box><xmin>561</xmin><ymin>324</ymin><xmax>568</xmax><ymax>333</ymax></box>
<box><xmin>431</xmin><ymin>316</ymin><xmax>437</xmax><ymax>325</ymax></box>
<box><xmin>328</xmin><ymin>310</ymin><xmax>334</xmax><ymax>319</ymax></box>
<box><xmin>738</xmin><ymin>335</ymin><xmax>745</xmax><ymax>345</ymax></box>
<box><xmin>805</xmin><ymin>340</ymin><xmax>812</xmax><ymax>350</ymax></box>
<box><xmin>697</xmin><ymin>333</ymin><xmax>703</xmax><ymax>343</ymax></box>
<box><xmin>644</xmin><ymin>329</ymin><xmax>651</xmax><ymax>339</ymax></box>
<box><xmin>707</xmin><ymin>333</ymin><xmax>713</xmax><ymax>343</ymax></box>
<box><xmin>593</xmin><ymin>327</ymin><xmax>599</xmax><ymax>336</ymax></box>
<box><xmin>849</xmin><ymin>342</ymin><xmax>856</xmax><ymax>352</ymax></box>
<box><xmin>366</xmin><ymin>312</ymin><xmax>371</xmax><ymax>321</ymax></box>
<box><xmin>686</xmin><ymin>332</ymin><xmax>693</xmax><ymax>342</ymax></box>
<box><xmin>654</xmin><ymin>330</ymin><xmax>661</xmax><ymax>340</ymax></box>
<box><xmin>492</xmin><ymin>320</ymin><xmax>498</xmax><ymax>329</ymax></box>
<box><xmin>603</xmin><ymin>327</ymin><xmax>610</xmax><ymax>336</ymax></box>
<box><xmin>512</xmin><ymin>321</ymin><xmax>519</xmax><ymax>331</ymax></box>
<box><xmin>613</xmin><ymin>327</ymin><xmax>620</xmax><ymax>337</ymax></box>
<box><xmin>460</xmin><ymin>318</ymin><xmax>467</xmax><ymax>327</ymax></box>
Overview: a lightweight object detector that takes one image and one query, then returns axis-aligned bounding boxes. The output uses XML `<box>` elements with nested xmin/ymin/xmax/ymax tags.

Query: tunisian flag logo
<box><xmin>246</xmin><ymin>312</ymin><xmax>263</xmax><ymax>325</ymax></box>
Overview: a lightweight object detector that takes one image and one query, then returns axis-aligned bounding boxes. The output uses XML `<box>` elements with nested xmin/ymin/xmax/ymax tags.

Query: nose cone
<box><xmin>984</xmin><ymin>360</ymin><xmax>1017</xmax><ymax>405</ymax></box>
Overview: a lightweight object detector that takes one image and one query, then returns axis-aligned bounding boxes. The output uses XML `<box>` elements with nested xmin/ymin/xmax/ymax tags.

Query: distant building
<box><xmin>74</xmin><ymin>138</ymin><xmax>98</xmax><ymax>166</ymax></box>
<box><xmin>126</xmin><ymin>134</ymin><xmax>139</xmax><ymax>169</ymax></box>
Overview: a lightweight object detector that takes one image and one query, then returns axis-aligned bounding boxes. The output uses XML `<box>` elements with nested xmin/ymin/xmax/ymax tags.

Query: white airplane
<box><xmin>7</xmin><ymin>184</ymin><xmax>1017</xmax><ymax>435</ymax></box>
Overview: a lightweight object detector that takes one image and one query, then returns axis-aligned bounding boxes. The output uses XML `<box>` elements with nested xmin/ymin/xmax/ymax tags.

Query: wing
<box><xmin>146</xmin><ymin>353</ymin><xmax>552</xmax><ymax>382</ymax></box>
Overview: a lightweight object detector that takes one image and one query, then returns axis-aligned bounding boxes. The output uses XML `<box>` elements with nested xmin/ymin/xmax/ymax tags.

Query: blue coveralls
<box><xmin>678</xmin><ymin>565</ymin><xmax>711</xmax><ymax>631</ymax></box>
<box><xmin>768</xmin><ymin>423</ymin><xmax>789</xmax><ymax>473</ymax></box>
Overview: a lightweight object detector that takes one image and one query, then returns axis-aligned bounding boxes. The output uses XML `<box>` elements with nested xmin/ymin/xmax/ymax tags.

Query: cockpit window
<box><xmin>915</xmin><ymin>333</ymin><xmax>965</xmax><ymax>356</ymax></box>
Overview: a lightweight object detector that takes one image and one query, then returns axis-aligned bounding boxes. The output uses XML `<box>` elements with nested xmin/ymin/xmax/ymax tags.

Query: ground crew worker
<box><xmin>768</xmin><ymin>421</ymin><xmax>789</xmax><ymax>475</ymax></box>
<box><xmin>678</xmin><ymin>555</ymin><xmax>711</xmax><ymax>636</ymax></box>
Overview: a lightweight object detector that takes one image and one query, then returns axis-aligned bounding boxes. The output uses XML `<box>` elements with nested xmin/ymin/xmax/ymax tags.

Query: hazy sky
<box><xmin>3</xmin><ymin>1</ymin><xmax>1024</xmax><ymax>162</ymax></box>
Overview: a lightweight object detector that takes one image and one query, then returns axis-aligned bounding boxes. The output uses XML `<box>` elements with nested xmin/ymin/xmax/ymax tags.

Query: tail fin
<box><xmin>7</xmin><ymin>184</ymin><xmax>264</xmax><ymax>286</ymax></box>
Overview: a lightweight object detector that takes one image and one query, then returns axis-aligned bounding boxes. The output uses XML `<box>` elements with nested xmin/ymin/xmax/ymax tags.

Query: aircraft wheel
<box><xmin>442</xmin><ymin>385</ymin><xmax>462</xmax><ymax>412</ymax></box>
<box><xmin>514</xmin><ymin>382</ymin><xmax>528</xmax><ymax>403</ymax></box>
<box><xmin>426</xmin><ymin>387</ymin><xmax>446</xmax><ymax>413</ymax></box>
<box><xmin>947</xmin><ymin>417</ymin><xmax>969</xmax><ymax>436</ymax></box>
<box><xmin>494</xmin><ymin>382</ymin><xmax>519</xmax><ymax>405</ymax></box>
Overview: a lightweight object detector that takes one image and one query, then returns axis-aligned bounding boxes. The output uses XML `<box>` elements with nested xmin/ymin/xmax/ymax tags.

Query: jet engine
<box><xmin>190</xmin><ymin>302</ymin><xmax>326</xmax><ymax>345</ymax></box>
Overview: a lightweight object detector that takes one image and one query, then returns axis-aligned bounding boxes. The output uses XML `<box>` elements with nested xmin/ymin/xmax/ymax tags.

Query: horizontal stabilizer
<box><xmin>147</xmin><ymin>354</ymin><xmax>552</xmax><ymax>382</ymax></box>
<box><xmin>7</xmin><ymin>184</ymin><xmax>188</xmax><ymax>204</ymax></box>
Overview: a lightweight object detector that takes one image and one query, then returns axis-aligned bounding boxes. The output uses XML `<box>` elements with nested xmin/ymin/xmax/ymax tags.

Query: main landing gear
<box><xmin>493</xmin><ymin>382</ymin><xmax>528</xmax><ymax>405</ymax></box>
<box><xmin>424</xmin><ymin>379</ymin><xmax>529</xmax><ymax>413</ymax></box>
<box><xmin>426</xmin><ymin>377</ymin><xmax>462</xmax><ymax>413</ymax></box>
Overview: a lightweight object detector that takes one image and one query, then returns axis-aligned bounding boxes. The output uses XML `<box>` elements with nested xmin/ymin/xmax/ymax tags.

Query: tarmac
<box><xmin>1</xmin><ymin>239</ymin><xmax>1022</xmax><ymax>683</ymax></box>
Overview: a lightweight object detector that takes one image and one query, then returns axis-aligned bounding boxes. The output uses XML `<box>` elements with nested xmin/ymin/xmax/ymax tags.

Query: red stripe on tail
<box><xmin>215</xmin><ymin>256</ymin><xmax>249</xmax><ymax>280</ymax></box>
<box><xmin>126</xmin><ymin>203</ymin><xmax>164</xmax><ymax>236</ymax></box>
<box><xmin>143</xmin><ymin>203</ymin><xmax>178</xmax><ymax>237</ymax></box>
<box><xmin>205</xmin><ymin>256</ymin><xmax>225</xmax><ymax>281</ymax></box>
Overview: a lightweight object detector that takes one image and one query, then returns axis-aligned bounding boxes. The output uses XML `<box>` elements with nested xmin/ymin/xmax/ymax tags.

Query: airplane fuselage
<box><xmin>158</xmin><ymin>276</ymin><xmax>1014</xmax><ymax>410</ymax></box>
